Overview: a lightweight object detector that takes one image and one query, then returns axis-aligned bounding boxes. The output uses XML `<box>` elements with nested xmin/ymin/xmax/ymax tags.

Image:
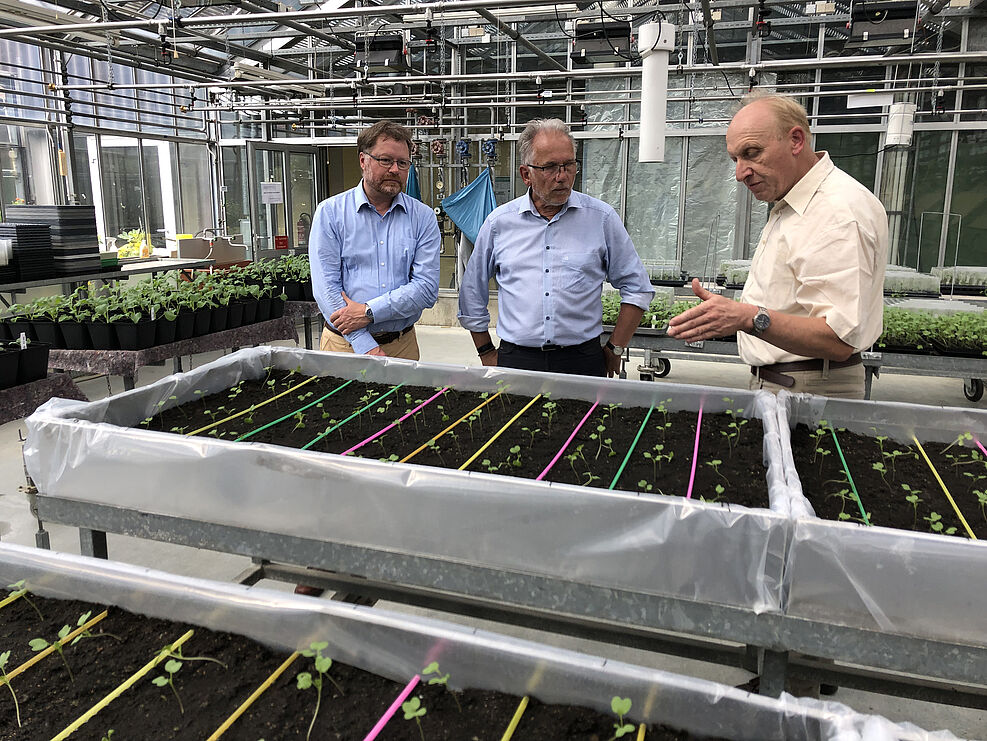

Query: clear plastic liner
<box><xmin>24</xmin><ymin>348</ymin><xmax>799</xmax><ymax>613</ymax></box>
<box><xmin>776</xmin><ymin>391</ymin><xmax>987</xmax><ymax>645</ymax></box>
<box><xmin>0</xmin><ymin>543</ymin><xmax>960</xmax><ymax>741</ymax></box>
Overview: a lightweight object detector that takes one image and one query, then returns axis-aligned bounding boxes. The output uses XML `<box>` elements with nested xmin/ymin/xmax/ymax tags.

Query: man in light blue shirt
<box><xmin>458</xmin><ymin>118</ymin><xmax>653</xmax><ymax>377</ymax></box>
<box><xmin>309</xmin><ymin>120</ymin><xmax>440</xmax><ymax>359</ymax></box>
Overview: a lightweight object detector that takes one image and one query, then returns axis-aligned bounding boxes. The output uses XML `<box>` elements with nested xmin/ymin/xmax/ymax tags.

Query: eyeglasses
<box><xmin>525</xmin><ymin>161</ymin><xmax>580</xmax><ymax>176</ymax></box>
<box><xmin>365</xmin><ymin>153</ymin><xmax>412</xmax><ymax>171</ymax></box>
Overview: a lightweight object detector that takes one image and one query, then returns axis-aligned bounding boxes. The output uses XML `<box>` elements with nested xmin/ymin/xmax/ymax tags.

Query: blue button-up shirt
<box><xmin>458</xmin><ymin>189</ymin><xmax>654</xmax><ymax>347</ymax></box>
<box><xmin>309</xmin><ymin>182</ymin><xmax>441</xmax><ymax>354</ymax></box>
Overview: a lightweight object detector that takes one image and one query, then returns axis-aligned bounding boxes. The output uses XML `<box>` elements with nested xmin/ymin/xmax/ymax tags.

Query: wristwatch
<box><xmin>606</xmin><ymin>340</ymin><xmax>626</xmax><ymax>356</ymax></box>
<box><xmin>752</xmin><ymin>306</ymin><xmax>771</xmax><ymax>335</ymax></box>
<box><xmin>364</xmin><ymin>304</ymin><xmax>374</xmax><ymax>322</ymax></box>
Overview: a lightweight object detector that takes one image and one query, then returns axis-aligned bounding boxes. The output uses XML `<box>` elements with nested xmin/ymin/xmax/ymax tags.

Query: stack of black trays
<box><xmin>0</xmin><ymin>223</ymin><xmax>55</xmax><ymax>282</ymax></box>
<box><xmin>5</xmin><ymin>205</ymin><xmax>101</xmax><ymax>278</ymax></box>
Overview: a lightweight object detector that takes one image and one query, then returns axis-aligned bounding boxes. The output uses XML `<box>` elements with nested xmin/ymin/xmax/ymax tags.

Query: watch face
<box><xmin>754</xmin><ymin>309</ymin><xmax>770</xmax><ymax>332</ymax></box>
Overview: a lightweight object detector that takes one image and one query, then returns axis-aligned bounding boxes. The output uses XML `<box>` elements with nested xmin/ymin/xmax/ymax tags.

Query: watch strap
<box><xmin>476</xmin><ymin>341</ymin><xmax>496</xmax><ymax>357</ymax></box>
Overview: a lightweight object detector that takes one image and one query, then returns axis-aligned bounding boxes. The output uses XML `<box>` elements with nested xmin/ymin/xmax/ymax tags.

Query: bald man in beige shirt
<box><xmin>668</xmin><ymin>93</ymin><xmax>888</xmax><ymax>399</ymax></box>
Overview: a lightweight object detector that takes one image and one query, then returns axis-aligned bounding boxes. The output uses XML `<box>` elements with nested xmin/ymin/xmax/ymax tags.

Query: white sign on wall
<box><xmin>260</xmin><ymin>182</ymin><xmax>284</xmax><ymax>204</ymax></box>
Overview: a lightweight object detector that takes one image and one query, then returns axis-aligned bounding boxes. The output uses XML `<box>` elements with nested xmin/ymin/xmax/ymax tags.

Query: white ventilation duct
<box><xmin>637</xmin><ymin>21</ymin><xmax>676</xmax><ymax>163</ymax></box>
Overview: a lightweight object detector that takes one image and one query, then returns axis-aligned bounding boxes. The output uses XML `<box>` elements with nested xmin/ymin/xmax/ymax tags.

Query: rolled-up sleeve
<box><xmin>457</xmin><ymin>219</ymin><xmax>496</xmax><ymax>332</ymax></box>
<box><xmin>603</xmin><ymin>210</ymin><xmax>654</xmax><ymax>310</ymax></box>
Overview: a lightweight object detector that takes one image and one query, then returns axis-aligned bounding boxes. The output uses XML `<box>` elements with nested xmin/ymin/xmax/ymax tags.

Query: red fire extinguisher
<box><xmin>296</xmin><ymin>212</ymin><xmax>311</xmax><ymax>248</ymax></box>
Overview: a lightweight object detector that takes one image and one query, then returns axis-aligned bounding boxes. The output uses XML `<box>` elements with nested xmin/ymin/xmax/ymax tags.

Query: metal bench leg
<box><xmin>760</xmin><ymin>649</ymin><xmax>789</xmax><ymax>698</ymax></box>
<box><xmin>80</xmin><ymin>529</ymin><xmax>108</xmax><ymax>559</ymax></box>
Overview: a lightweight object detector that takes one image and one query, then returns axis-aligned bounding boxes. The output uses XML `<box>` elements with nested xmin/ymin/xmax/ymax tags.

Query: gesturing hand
<box><xmin>666</xmin><ymin>279</ymin><xmax>755</xmax><ymax>343</ymax></box>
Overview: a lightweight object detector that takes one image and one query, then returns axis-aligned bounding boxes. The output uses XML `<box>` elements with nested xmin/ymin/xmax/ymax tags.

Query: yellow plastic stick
<box><xmin>0</xmin><ymin>591</ymin><xmax>23</xmax><ymax>611</ymax></box>
<box><xmin>5</xmin><ymin>610</ymin><xmax>108</xmax><ymax>683</ymax></box>
<box><xmin>207</xmin><ymin>652</ymin><xmax>300</xmax><ymax>740</ymax></box>
<box><xmin>459</xmin><ymin>394</ymin><xmax>542</xmax><ymax>471</ymax></box>
<box><xmin>499</xmin><ymin>695</ymin><xmax>529</xmax><ymax>741</ymax></box>
<box><xmin>637</xmin><ymin>722</ymin><xmax>646</xmax><ymax>740</ymax></box>
<box><xmin>912</xmin><ymin>435</ymin><xmax>977</xmax><ymax>540</ymax></box>
<box><xmin>50</xmin><ymin>629</ymin><xmax>194</xmax><ymax>741</ymax></box>
<box><xmin>186</xmin><ymin>375</ymin><xmax>317</xmax><ymax>437</ymax></box>
<box><xmin>399</xmin><ymin>391</ymin><xmax>504</xmax><ymax>463</ymax></box>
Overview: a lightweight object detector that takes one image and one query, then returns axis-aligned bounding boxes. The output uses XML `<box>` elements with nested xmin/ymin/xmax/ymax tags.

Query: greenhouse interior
<box><xmin>0</xmin><ymin>0</ymin><xmax>986</xmax><ymax>739</ymax></box>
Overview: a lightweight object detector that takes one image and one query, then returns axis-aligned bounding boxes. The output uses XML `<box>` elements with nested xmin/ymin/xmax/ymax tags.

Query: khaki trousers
<box><xmin>749</xmin><ymin>363</ymin><xmax>865</xmax><ymax>399</ymax></box>
<box><xmin>319</xmin><ymin>325</ymin><xmax>420</xmax><ymax>361</ymax></box>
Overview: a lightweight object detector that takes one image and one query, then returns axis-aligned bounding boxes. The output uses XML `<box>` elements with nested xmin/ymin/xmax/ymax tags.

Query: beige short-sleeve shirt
<box><xmin>738</xmin><ymin>152</ymin><xmax>889</xmax><ymax>367</ymax></box>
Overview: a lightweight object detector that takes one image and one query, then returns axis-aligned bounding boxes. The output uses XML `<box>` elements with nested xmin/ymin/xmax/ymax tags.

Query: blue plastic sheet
<box><xmin>405</xmin><ymin>162</ymin><xmax>422</xmax><ymax>201</ymax></box>
<box><xmin>441</xmin><ymin>168</ymin><xmax>497</xmax><ymax>244</ymax></box>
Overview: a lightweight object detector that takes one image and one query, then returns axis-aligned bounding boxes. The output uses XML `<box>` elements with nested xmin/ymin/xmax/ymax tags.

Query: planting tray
<box><xmin>24</xmin><ymin>347</ymin><xmax>795</xmax><ymax>615</ymax></box>
<box><xmin>775</xmin><ymin>391</ymin><xmax>987</xmax><ymax>650</ymax></box>
<box><xmin>0</xmin><ymin>543</ymin><xmax>957</xmax><ymax>741</ymax></box>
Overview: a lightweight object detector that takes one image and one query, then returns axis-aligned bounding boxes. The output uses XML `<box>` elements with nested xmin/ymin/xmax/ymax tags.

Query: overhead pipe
<box><xmin>473</xmin><ymin>7</ymin><xmax>567</xmax><ymax>73</ymax></box>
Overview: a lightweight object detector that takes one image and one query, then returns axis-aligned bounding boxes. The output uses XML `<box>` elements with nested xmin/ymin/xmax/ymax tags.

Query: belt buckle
<box><xmin>541</xmin><ymin>343</ymin><xmax>560</xmax><ymax>352</ymax></box>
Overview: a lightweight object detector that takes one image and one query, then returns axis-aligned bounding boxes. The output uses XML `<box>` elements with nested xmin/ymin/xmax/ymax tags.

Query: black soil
<box><xmin>141</xmin><ymin>370</ymin><xmax>768</xmax><ymax>508</ymax></box>
<box><xmin>791</xmin><ymin>424</ymin><xmax>987</xmax><ymax>538</ymax></box>
<box><xmin>0</xmin><ymin>594</ymin><xmax>725</xmax><ymax>740</ymax></box>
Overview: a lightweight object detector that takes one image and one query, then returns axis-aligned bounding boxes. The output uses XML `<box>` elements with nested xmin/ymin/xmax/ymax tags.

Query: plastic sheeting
<box><xmin>0</xmin><ymin>543</ymin><xmax>960</xmax><ymax>741</ymax></box>
<box><xmin>776</xmin><ymin>391</ymin><xmax>987</xmax><ymax>646</ymax></box>
<box><xmin>440</xmin><ymin>167</ymin><xmax>496</xmax><ymax>244</ymax></box>
<box><xmin>24</xmin><ymin>347</ymin><xmax>796</xmax><ymax>614</ymax></box>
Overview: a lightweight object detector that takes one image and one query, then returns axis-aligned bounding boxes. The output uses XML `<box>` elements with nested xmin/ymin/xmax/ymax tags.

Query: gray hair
<box><xmin>736</xmin><ymin>92</ymin><xmax>811</xmax><ymax>139</ymax></box>
<box><xmin>518</xmin><ymin>118</ymin><xmax>576</xmax><ymax>165</ymax></box>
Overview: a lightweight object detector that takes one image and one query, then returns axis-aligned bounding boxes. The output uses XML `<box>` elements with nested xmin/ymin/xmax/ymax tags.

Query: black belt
<box><xmin>500</xmin><ymin>338</ymin><xmax>601</xmax><ymax>353</ymax></box>
<box><xmin>751</xmin><ymin>353</ymin><xmax>862</xmax><ymax>388</ymax></box>
<box><xmin>325</xmin><ymin>322</ymin><xmax>414</xmax><ymax>345</ymax></box>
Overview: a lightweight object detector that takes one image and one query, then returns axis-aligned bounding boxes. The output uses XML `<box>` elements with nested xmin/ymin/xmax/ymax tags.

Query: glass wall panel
<box><xmin>101</xmin><ymin>136</ymin><xmax>144</xmax><ymax>245</ymax></box>
<box><xmin>625</xmin><ymin>137</ymin><xmax>681</xmax><ymax>263</ymax></box>
<box><xmin>141</xmin><ymin>140</ymin><xmax>175</xmax><ymax>250</ymax></box>
<box><xmin>137</xmin><ymin>69</ymin><xmax>176</xmax><ymax>135</ymax></box>
<box><xmin>579</xmin><ymin>138</ymin><xmax>621</xmax><ymax>212</ymax></box>
<box><xmin>178</xmin><ymin>143</ymin><xmax>214</xmax><ymax>236</ymax></box>
<box><xmin>254</xmin><ymin>148</ymin><xmax>286</xmax><ymax>253</ymax></box>
<box><xmin>288</xmin><ymin>151</ymin><xmax>315</xmax><ymax>250</ymax></box>
<box><xmin>947</xmin><ymin>130</ymin><xmax>987</xmax><ymax>268</ymax></box>
<box><xmin>64</xmin><ymin>55</ymin><xmax>97</xmax><ymax>127</ymax></box>
<box><xmin>0</xmin><ymin>41</ymin><xmax>46</xmax><ymax>122</ymax></box>
<box><xmin>70</xmin><ymin>132</ymin><xmax>95</xmax><ymax>206</ymax></box>
<box><xmin>960</xmin><ymin>64</ymin><xmax>987</xmax><ymax>122</ymax></box>
<box><xmin>221</xmin><ymin>146</ymin><xmax>250</xmax><ymax>244</ymax></box>
<box><xmin>682</xmin><ymin>135</ymin><xmax>738</xmax><ymax>277</ymax></box>
<box><xmin>815</xmin><ymin>132</ymin><xmax>879</xmax><ymax>190</ymax></box>
<box><xmin>0</xmin><ymin>125</ymin><xmax>55</xmax><ymax>208</ymax></box>
<box><xmin>96</xmin><ymin>64</ymin><xmax>138</xmax><ymax>131</ymax></box>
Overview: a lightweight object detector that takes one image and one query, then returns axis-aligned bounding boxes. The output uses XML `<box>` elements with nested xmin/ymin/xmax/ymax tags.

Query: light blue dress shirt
<box><xmin>309</xmin><ymin>182</ymin><xmax>441</xmax><ymax>354</ymax></box>
<box><xmin>458</xmin><ymin>189</ymin><xmax>654</xmax><ymax>347</ymax></box>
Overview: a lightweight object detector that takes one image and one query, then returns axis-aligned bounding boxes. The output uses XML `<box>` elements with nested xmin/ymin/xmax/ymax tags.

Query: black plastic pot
<box><xmin>115</xmin><ymin>319</ymin><xmax>156</xmax><ymax>351</ymax></box>
<box><xmin>175</xmin><ymin>310</ymin><xmax>195</xmax><ymax>341</ymax></box>
<box><xmin>302</xmin><ymin>280</ymin><xmax>314</xmax><ymax>302</ymax></box>
<box><xmin>87</xmin><ymin>321</ymin><xmax>118</xmax><ymax>350</ymax></box>
<box><xmin>193</xmin><ymin>308</ymin><xmax>211</xmax><ymax>337</ymax></box>
<box><xmin>7</xmin><ymin>318</ymin><xmax>36</xmax><ymax>343</ymax></box>
<box><xmin>31</xmin><ymin>320</ymin><xmax>63</xmax><ymax>349</ymax></box>
<box><xmin>16</xmin><ymin>342</ymin><xmax>50</xmax><ymax>385</ymax></box>
<box><xmin>283</xmin><ymin>282</ymin><xmax>302</xmax><ymax>301</ymax></box>
<box><xmin>0</xmin><ymin>321</ymin><xmax>11</xmax><ymax>342</ymax></box>
<box><xmin>155</xmin><ymin>317</ymin><xmax>177</xmax><ymax>346</ymax></box>
<box><xmin>59</xmin><ymin>321</ymin><xmax>92</xmax><ymax>350</ymax></box>
<box><xmin>210</xmin><ymin>306</ymin><xmax>229</xmax><ymax>334</ymax></box>
<box><xmin>227</xmin><ymin>302</ymin><xmax>244</xmax><ymax>329</ymax></box>
<box><xmin>0</xmin><ymin>348</ymin><xmax>18</xmax><ymax>390</ymax></box>
<box><xmin>270</xmin><ymin>297</ymin><xmax>286</xmax><ymax>319</ymax></box>
<box><xmin>255</xmin><ymin>297</ymin><xmax>272</xmax><ymax>323</ymax></box>
<box><xmin>241</xmin><ymin>300</ymin><xmax>258</xmax><ymax>326</ymax></box>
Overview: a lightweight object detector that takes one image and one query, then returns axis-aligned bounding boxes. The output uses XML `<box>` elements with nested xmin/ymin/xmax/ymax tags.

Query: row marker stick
<box><xmin>187</xmin><ymin>375</ymin><xmax>317</xmax><ymax>436</ymax></box>
<box><xmin>912</xmin><ymin>435</ymin><xmax>977</xmax><ymax>540</ymax></box>
<box><xmin>236</xmin><ymin>378</ymin><xmax>354</xmax><ymax>442</ymax></box>
<box><xmin>400</xmin><ymin>391</ymin><xmax>504</xmax><ymax>463</ymax></box>
<box><xmin>459</xmin><ymin>394</ymin><xmax>543</xmax><ymax>470</ymax></box>
<box><xmin>301</xmin><ymin>383</ymin><xmax>405</xmax><ymax>450</ymax></box>
<box><xmin>536</xmin><ymin>402</ymin><xmax>599</xmax><ymax>480</ymax></box>
<box><xmin>206</xmin><ymin>652</ymin><xmax>301</xmax><ymax>740</ymax></box>
<box><xmin>610</xmin><ymin>405</ymin><xmax>655</xmax><ymax>490</ymax></box>
<box><xmin>685</xmin><ymin>402</ymin><xmax>704</xmax><ymax>499</ymax></box>
<box><xmin>343</xmin><ymin>388</ymin><xmax>448</xmax><ymax>455</ymax></box>
<box><xmin>5</xmin><ymin>610</ymin><xmax>108</xmax><ymax>683</ymax></box>
<box><xmin>363</xmin><ymin>674</ymin><xmax>420</xmax><ymax>741</ymax></box>
<box><xmin>828</xmin><ymin>427</ymin><xmax>871</xmax><ymax>526</ymax></box>
<box><xmin>500</xmin><ymin>696</ymin><xmax>530</xmax><ymax>741</ymax></box>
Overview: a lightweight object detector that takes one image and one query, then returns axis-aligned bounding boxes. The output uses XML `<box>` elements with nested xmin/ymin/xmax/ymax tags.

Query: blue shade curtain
<box><xmin>405</xmin><ymin>162</ymin><xmax>422</xmax><ymax>201</ymax></box>
<box><xmin>441</xmin><ymin>167</ymin><xmax>496</xmax><ymax>243</ymax></box>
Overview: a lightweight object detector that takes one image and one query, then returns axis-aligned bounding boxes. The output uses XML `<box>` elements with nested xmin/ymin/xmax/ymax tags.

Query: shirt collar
<box><xmin>356</xmin><ymin>180</ymin><xmax>409</xmax><ymax>215</ymax></box>
<box><xmin>776</xmin><ymin>151</ymin><xmax>834</xmax><ymax>217</ymax></box>
<box><xmin>518</xmin><ymin>188</ymin><xmax>584</xmax><ymax>218</ymax></box>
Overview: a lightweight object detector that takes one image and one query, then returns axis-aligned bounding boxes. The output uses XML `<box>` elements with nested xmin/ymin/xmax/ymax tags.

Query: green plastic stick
<box><xmin>828</xmin><ymin>427</ymin><xmax>871</xmax><ymax>526</ymax></box>
<box><xmin>608</xmin><ymin>405</ymin><xmax>654</xmax><ymax>491</ymax></box>
<box><xmin>301</xmin><ymin>383</ymin><xmax>406</xmax><ymax>451</ymax></box>
<box><xmin>235</xmin><ymin>379</ymin><xmax>354</xmax><ymax>442</ymax></box>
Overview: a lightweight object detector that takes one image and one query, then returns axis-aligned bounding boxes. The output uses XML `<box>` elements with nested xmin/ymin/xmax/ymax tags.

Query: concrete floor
<box><xmin>1</xmin><ymin>323</ymin><xmax>984</xmax><ymax>739</ymax></box>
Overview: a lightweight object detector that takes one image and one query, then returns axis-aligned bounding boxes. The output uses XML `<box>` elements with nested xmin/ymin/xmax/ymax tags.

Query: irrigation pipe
<box><xmin>912</xmin><ymin>435</ymin><xmax>977</xmax><ymax>540</ymax></box>
<box><xmin>301</xmin><ymin>383</ymin><xmax>406</xmax><ymax>451</ymax></box>
<box><xmin>234</xmin><ymin>379</ymin><xmax>353</xmax><ymax>442</ymax></box>
<box><xmin>186</xmin><ymin>375</ymin><xmax>318</xmax><ymax>437</ymax></box>
<box><xmin>609</xmin><ymin>406</ymin><xmax>654</xmax><ymax>490</ymax></box>
<box><xmin>363</xmin><ymin>674</ymin><xmax>420</xmax><ymax>741</ymax></box>
<box><xmin>685</xmin><ymin>402</ymin><xmax>704</xmax><ymax>500</ymax></box>
<box><xmin>207</xmin><ymin>651</ymin><xmax>300</xmax><ymax>740</ymax></box>
<box><xmin>459</xmin><ymin>394</ymin><xmax>543</xmax><ymax>471</ymax></box>
<box><xmin>343</xmin><ymin>388</ymin><xmax>448</xmax><ymax>455</ymax></box>
<box><xmin>536</xmin><ymin>402</ymin><xmax>599</xmax><ymax>481</ymax></box>
<box><xmin>5</xmin><ymin>610</ymin><xmax>108</xmax><ymax>683</ymax></box>
<box><xmin>399</xmin><ymin>391</ymin><xmax>505</xmax><ymax>463</ymax></box>
<box><xmin>51</xmin><ymin>630</ymin><xmax>194</xmax><ymax>740</ymax></box>
<box><xmin>828</xmin><ymin>428</ymin><xmax>871</xmax><ymax>526</ymax></box>
<box><xmin>500</xmin><ymin>696</ymin><xmax>529</xmax><ymax>741</ymax></box>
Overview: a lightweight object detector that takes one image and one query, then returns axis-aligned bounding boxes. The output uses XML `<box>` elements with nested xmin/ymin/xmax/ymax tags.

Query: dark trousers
<box><xmin>497</xmin><ymin>338</ymin><xmax>606</xmax><ymax>377</ymax></box>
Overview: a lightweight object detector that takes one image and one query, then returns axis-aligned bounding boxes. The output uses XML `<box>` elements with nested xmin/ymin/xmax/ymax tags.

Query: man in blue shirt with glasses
<box><xmin>458</xmin><ymin>118</ymin><xmax>653</xmax><ymax>377</ymax></box>
<box><xmin>310</xmin><ymin>120</ymin><xmax>440</xmax><ymax>360</ymax></box>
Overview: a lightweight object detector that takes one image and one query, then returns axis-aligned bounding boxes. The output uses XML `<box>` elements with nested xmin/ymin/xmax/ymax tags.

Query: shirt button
<box><xmin>545</xmin><ymin>246</ymin><xmax>550</xmax><ymax>250</ymax></box>
<box><xmin>546</xmin><ymin>316</ymin><xmax>550</xmax><ymax>320</ymax></box>
<box><xmin>545</xmin><ymin>292</ymin><xmax>549</xmax><ymax>296</ymax></box>
<box><xmin>545</xmin><ymin>269</ymin><xmax>549</xmax><ymax>273</ymax></box>
<box><xmin>379</xmin><ymin>240</ymin><xmax>384</xmax><ymax>245</ymax></box>
<box><xmin>380</xmin><ymin>262</ymin><xmax>385</xmax><ymax>266</ymax></box>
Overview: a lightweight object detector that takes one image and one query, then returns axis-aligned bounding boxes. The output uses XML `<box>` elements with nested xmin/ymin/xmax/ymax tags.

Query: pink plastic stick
<box><xmin>975</xmin><ymin>436</ymin><xmax>987</xmax><ymax>460</ymax></box>
<box><xmin>536</xmin><ymin>401</ymin><xmax>599</xmax><ymax>481</ymax></box>
<box><xmin>363</xmin><ymin>674</ymin><xmax>421</xmax><ymax>741</ymax></box>
<box><xmin>343</xmin><ymin>388</ymin><xmax>448</xmax><ymax>455</ymax></box>
<box><xmin>685</xmin><ymin>403</ymin><xmax>704</xmax><ymax>500</ymax></box>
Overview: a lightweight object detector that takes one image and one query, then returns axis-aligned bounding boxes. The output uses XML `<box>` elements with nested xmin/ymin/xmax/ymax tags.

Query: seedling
<box><xmin>100</xmin><ymin>731</ymin><xmax>114</xmax><ymax>741</ymax></box>
<box><xmin>521</xmin><ymin>426</ymin><xmax>540</xmax><ymax>449</ymax></box>
<box><xmin>6</xmin><ymin>580</ymin><xmax>43</xmax><ymax>621</ymax></box>
<box><xmin>151</xmin><ymin>658</ymin><xmax>185</xmax><ymax>714</ymax></box>
<box><xmin>609</xmin><ymin>696</ymin><xmax>635</xmax><ymax>740</ymax></box>
<box><xmin>637</xmin><ymin>479</ymin><xmax>653</xmax><ymax>493</ymax></box>
<box><xmin>427</xmin><ymin>439</ymin><xmax>445</xmax><ymax>465</ymax></box>
<box><xmin>29</xmin><ymin>624</ymin><xmax>75</xmax><ymax>681</ymax></box>
<box><xmin>941</xmin><ymin>431</ymin><xmax>972</xmax><ymax>455</ymax></box>
<box><xmin>402</xmin><ymin>696</ymin><xmax>428</xmax><ymax>741</ymax></box>
<box><xmin>422</xmin><ymin>661</ymin><xmax>461</xmax><ymax>712</ymax></box>
<box><xmin>872</xmin><ymin>461</ymin><xmax>891</xmax><ymax>488</ymax></box>
<box><xmin>541</xmin><ymin>400</ymin><xmax>558</xmax><ymax>432</ymax></box>
<box><xmin>296</xmin><ymin>641</ymin><xmax>344</xmax><ymax>741</ymax></box>
<box><xmin>901</xmin><ymin>484</ymin><xmax>923</xmax><ymax>527</ymax></box>
<box><xmin>292</xmin><ymin>411</ymin><xmax>307</xmax><ymax>431</ymax></box>
<box><xmin>0</xmin><ymin>650</ymin><xmax>21</xmax><ymax>727</ymax></box>
<box><xmin>976</xmin><ymin>490</ymin><xmax>987</xmax><ymax>522</ymax></box>
<box><xmin>721</xmin><ymin>400</ymin><xmax>748</xmax><ymax>454</ymax></box>
<box><xmin>923</xmin><ymin>511</ymin><xmax>957</xmax><ymax>535</ymax></box>
<box><xmin>705</xmin><ymin>458</ymin><xmax>728</xmax><ymax>484</ymax></box>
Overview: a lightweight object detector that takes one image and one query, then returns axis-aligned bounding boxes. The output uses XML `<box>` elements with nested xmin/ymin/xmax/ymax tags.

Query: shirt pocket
<box><xmin>559</xmin><ymin>251</ymin><xmax>600</xmax><ymax>291</ymax></box>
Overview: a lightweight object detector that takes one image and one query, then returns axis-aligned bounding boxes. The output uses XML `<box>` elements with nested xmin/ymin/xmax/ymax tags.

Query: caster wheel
<box><xmin>654</xmin><ymin>358</ymin><xmax>671</xmax><ymax>378</ymax></box>
<box><xmin>639</xmin><ymin>372</ymin><xmax>653</xmax><ymax>383</ymax></box>
<box><xmin>963</xmin><ymin>378</ymin><xmax>984</xmax><ymax>402</ymax></box>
